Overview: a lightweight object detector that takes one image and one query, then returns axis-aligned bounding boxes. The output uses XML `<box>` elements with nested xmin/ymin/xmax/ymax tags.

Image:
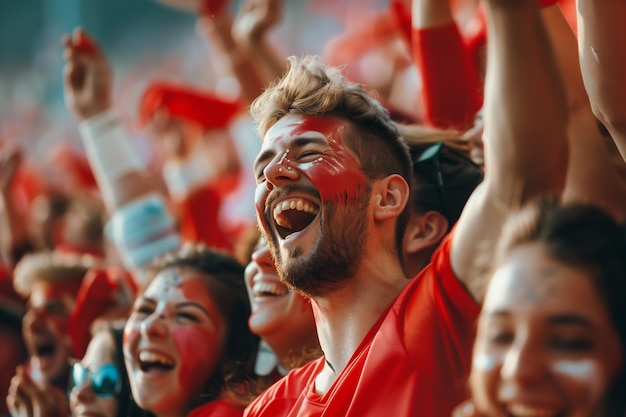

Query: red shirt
<box><xmin>244</xmin><ymin>230</ymin><xmax>480</xmax><ymax>417</ymax></box>
<box><xmin>187</xmin><ymin>400</ymin><xmax>244</xmax><ymax>417</ymax></box>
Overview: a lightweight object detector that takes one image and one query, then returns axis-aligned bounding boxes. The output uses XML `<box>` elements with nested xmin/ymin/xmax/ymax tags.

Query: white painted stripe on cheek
<box><xmin>553</xmin><ymin>360</ymin><xmax>594</xmax><ymax>378</ymax></box>
<box><xmin>553</xmin><ymin>359</ymin><xmax>607</xmax><ymax>412</ymax></box>
<box><xmin>473</xmin><ymin>353</ymin><xmax>497</xmax><ymax>371</ymax></box>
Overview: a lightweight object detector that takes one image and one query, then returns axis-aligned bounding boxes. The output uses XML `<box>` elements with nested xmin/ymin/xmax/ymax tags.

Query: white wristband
<box><xmin>79</xmin><ymin>109</ymin><xmax>145</xmax><ymax>189</ymax></box>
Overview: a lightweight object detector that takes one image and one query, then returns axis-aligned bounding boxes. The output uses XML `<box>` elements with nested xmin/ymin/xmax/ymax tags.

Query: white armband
<box><xmin>79</xmin><ymin>109</ymin><xmax>145</xmax><ymax>191</ymax></box>
<box><xmin>107</xmin><ymin>193</ymin><xmax>180</xmax><ymax>269</ymax></box>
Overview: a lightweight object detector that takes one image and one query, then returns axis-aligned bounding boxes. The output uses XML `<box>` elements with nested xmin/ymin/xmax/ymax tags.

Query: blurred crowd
<box><xmin>1</xmin><ymin>0</ymin><xmax>626</xmax><ymax>416</ymax></box>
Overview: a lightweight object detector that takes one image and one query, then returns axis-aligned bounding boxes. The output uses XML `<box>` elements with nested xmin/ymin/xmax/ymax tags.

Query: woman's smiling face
<box><xmin>123</xmin><ymin>267</ymin><xmax>226</xmax><ymax>417</ymax></box>
<box><xmin>470</xmin><ymin>243</ymin><xmax>624</xmax><ymax>417</ymax></box>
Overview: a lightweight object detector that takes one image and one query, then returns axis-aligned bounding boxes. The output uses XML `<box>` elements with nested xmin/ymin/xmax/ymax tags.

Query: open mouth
<box><xmin>272</xmin><ymin>198</ymin><xmax>319</xmax><ymax>239</ymax></box>
<box><xmin>506</xmin><ymin>403</ymin><xmax>562</xmax><ymax>417</ymax></box>
<box><xmin>138</xmin><ymin>351</ymin><xmax>175</xmax><ymax>372</ymax></box>
<box><xmin>35</xmin><ymin>343</ymin><xmax>56</xmax><ymax>357</ymax></box>
<box><xmin>252</xmin><ymin>281</ymin><xmax>290</xmax><ymax>297</ymax></box>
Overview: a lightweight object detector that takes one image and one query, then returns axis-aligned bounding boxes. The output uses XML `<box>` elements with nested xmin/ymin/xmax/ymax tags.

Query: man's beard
<box><xmin>265</xmin><ymin>190</ymin><xmax>370</xmax><ymax>298</ymax></box>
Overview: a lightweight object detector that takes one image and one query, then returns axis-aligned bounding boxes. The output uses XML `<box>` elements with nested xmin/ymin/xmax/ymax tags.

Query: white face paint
<box><xmin>552</xmin><ymin>359</ymin><xmax>609</xmax><ymax>416</ymax></box>
<box><xmin>552</xmin><ymin>360</ymin><xmax>594</xmax><ymax>379</ymax></box>
<box><xmin>469</xmin><ymin>244</ymin><xmax>625</xmax><ymax>417</ymax></box>
<box><xmin>472</xmin><ymin>353</ymin><xmax>497</xmax><ymax>371</ymax></box>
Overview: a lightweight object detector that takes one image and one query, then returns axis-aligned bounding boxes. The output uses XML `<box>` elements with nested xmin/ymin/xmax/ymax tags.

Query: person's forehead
<box><xmin>484</xmin><ymin>245</ymin><xmax>601</xmax><ymax>314</ymax></box>
<box><xmin>146</xmin><ymin>268</ymin><xmax>212</xmax><ymax>298</ymax></box>
<box><xmin>29</xmin><ymin>281</ymin><xmax>77</xmax><ymax>306</ymax></box>
<box><xmin>263</xmin><ymin>114</ymin><xmax>351</xmax><ymax>144</ymax></box>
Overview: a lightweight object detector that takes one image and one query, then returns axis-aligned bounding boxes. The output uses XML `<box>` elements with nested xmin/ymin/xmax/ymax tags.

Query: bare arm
<box><xmin>541</xmin><ymin>4</ymin><xmax>626</xmax><ymax>221</ymax></box>
<box><xmin>577</xmin><ymin>0</ymin><xmax>626</xmax><ymax>160</ymax></box>
<box><xmin>196</xmin><ymin>2</ymin><xmax>267</xmax><ymax>106</ymax></box>
<box><xmin>231</xmin><ymin>0</ymin><xmax>287</xmax><ymax>89</ymax></box>
<box><xmin>0</xmin><ymin>146</ymin><xmax>27</xmax><ymax>266</ymax></box>
<box><xmin>62</xmin><ymin>28</ymin><xmax>157</xmax><ymax>213</ymax></box>
<box><xmin>451</xmin><ymin>0</ymin><xmax>568</xmax><ymax>302</ymax></box>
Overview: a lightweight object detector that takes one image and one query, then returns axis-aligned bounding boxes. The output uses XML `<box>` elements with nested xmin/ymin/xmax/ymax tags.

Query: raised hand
<box><xmin>232</xmin><ymin>0</ymin><xmax>283</xmax><ymax>49</ymax></box>
<box><xmin>6</xmin><ymin>366</ymin><xmax>69</xmax><ymax>417</ymax></box>
<box><xmin>0</xmin><ymin>144</ymin><xmax>23</xmax><ymax>194</ymax></box>
<box><xmin>61</xmin><ymin>27</ymin><xmax>112</xmax><ymax>121</ymax></box>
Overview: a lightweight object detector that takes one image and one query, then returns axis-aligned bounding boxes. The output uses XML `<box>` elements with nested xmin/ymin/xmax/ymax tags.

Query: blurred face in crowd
<box><xmin>253</xmin><ymin>114</ymin><xmax>370</xmax><ymax>297</ymax></box>
<box><xmin>150</xmin><ymin>112</ymin><xmax>202</xmax><ymax>161</ymax></box>
<box><xmin>470</xmin><ymin>243</ymin><xmax>623</xmax><ymax>417</ymax></box>
<box><xmin>22</xmin><ymin>281</ymin><xmax>77</xmax><ymax>386</ymax></box>
<box><xmin>245</xmin><ymin>237</ymin><xmax>316</xmax><ymax>345</ymax></box>
<box><xmin>123</xmin><ymin>268</ymin><xmax>226</xmax><ymax>417</ymax></box>
<box><xmin>69</xmin><ymin>330</ymin><xmax>120</xmax><ymax>417</ymax></box>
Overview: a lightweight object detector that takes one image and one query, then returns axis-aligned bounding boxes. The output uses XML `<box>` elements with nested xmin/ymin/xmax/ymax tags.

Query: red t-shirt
<box><xmin>244</xmin><ymin>230</ymin><xmax>479</xmax><ymax>417</ymax></box>
<box><xmin>187</xmin><ymin>399</ymin><xmax>244</xmax><ymax>417</ymax></box>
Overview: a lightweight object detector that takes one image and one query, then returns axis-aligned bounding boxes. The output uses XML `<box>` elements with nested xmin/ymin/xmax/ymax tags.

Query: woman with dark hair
<box><xmin>69</xmin><ymin>323</ymin><xmax>135</xmax><ymax>417</ymax></box>
<box><xmin>462</xmin><ymin>200</ymin><xmax>626</xmax><ymax>417</ymax></box>
<box><xmin>123</xmin><ymin>243</ymin><xmax>258</xmax><ymax>417</ymax></box>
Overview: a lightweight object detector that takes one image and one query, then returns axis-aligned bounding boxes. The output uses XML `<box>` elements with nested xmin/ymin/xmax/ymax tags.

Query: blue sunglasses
<box><xmin>69</xmin><ymin>361</ymin><xmax>122</xmax><ymax>397</ymax></box>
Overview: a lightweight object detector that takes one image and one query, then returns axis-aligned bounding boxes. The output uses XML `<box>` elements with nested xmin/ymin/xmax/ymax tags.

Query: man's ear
<box><xmin>403</xmin><ymin>211</ymin><xmax>449</xmax><ymax>255</ymax></box>
<box><xmin>373</xmin><ymin>174</ymin><xmax>410</xmax><ymax>221</ymax></box>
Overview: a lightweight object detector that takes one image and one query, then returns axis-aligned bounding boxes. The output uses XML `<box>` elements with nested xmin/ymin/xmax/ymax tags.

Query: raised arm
<box><xmin>0</xmin><ymin>145</ymin><xmax>28</xmax><ymax>266</ymax></box>
<box><xmin>577</xmin><ymin>0</ymin><xmax>626</xmax><ymax>160</ymax></box>
<box><xmin>541</xmin><ymin>4</ymin><xmax>626</xmax><ymax>221</ymax></box>
<box><xmin>62</xmin><ymin>28</ymin><xmax>179</xmax><ymax>278</ymax></box>
<box><xmin>231</xmin><ymin>0</ymin><xmax>287</xmax><ymax>89</ymax></box>
<box><xmin>195</xmin><ymin>0</ymin><xmax>267</xmax><ymax>105</ymax></box>
<box><xmin>451</xmin><ymin>0</ymin><xmax>568</xmax><ymax>301</ymax></box>
<box><xmin>62</xmin><ymin>28</ymin><xmax>155</xmax><ymax>212</ymax></box>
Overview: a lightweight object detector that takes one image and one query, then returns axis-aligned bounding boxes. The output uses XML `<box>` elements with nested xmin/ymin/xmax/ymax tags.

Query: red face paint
<box><xmin>287</xmin><ymin>117</ymin><xmax>367</xmax><ymax>205</ymax></box>
<box><xmin>29</xmin><ymin>282</ymin><xmax>79</xmax><ymax>334</ymax></box>
<box><xmin>254</xmin><ymin>115</ymin><xmax>368</xmax><ymax>232</ymax></box>
<box><xmin>175</xmin><ymin>276</ymin><xmax>224</xmax><ymax>393</ymax></box>
<box><xmin>173</xmin><ymin>325</ymin><xmax>221</xmax><ymax>394</ymax></box>
<box><xmin>123</xmin><ymin>270</ymin><xmax>226</xmax><ymax>414</ymax></box>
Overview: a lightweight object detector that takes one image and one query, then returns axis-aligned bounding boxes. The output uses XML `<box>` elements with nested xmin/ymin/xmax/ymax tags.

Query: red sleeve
<box><xmin>412</xmin><ymin>23</ymin><xmax>483</xmax><ymax>129</ymax></box>
<box><xmin>404</xmin><ymin>228</ymin><xmax>480</xmax><ymax>386</ymax></box>
<box><xmin>188</xmin><ymin>400</ymin><xmax>244</xmax><ymax>417</ymax></box>
<box><xmin>539</xmin><ymin>0</ymin><xmax>558</xmax><ymax>7</ymax></box>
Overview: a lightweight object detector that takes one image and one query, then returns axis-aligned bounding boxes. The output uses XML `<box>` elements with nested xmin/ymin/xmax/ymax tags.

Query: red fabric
<box><xmin>139</xmin><ymin>82</ymin><xmax>241</xmax><ymax>131</ymax></box>
<box><xmin>49</xmin><ymin>144</ymin><xmax>97</xmax><ymax>191</ymax></box>
<box><xmin>389</xmin><ymin>0</ymin><xmax>412</xmax><ymax>47</ymax></box>
<box><xmin>557</xmin><ymin>0</ymin><xmax>577</xmax><ymax>34</ymax></box>
<box><xmin>68</xmin><ymin>267</ymin><xmax>138</xmax><ymax>358</ymax></box>
<box><xmin>199</xmin><ymin>0</ymin><xmax>231</xmax><ymax>16</ymax></box>
<box><xmin>0</xmin><ymin>264</ymin><xmax>25</xmax><ymax>306</ymax></box>
<box><xmin>175</xmin><ymin>184</ymin><xmax>234</xmax><ymax>253</ymax></box>
<box><xmin>187</xmin><ymin>400</ymin><xmax>244</xmax><ymax>417</ymax></box>
<box><xmin>539</xmin><ymin>0</ymin><xmax>558</xmax><ymax>7</ymax></box>
<box><xmin>413</xmin><ymin>24</ymin><xmax>483</xmax><ymax>129</ymax></box>
<box><xmin>244</xmin><ymin>229</ymin><xmax>480</xmax><ymax>417</ymax></box>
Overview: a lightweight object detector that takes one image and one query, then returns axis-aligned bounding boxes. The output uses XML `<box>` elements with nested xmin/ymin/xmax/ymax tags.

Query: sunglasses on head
<box><xmin>412</xmin><ymin>142</ymin><xmax>449</xmax><ymax>220</ymax></box>
<box><xmin>68</xmin><ymin>360</ymin><xmax>122</xmax><ymax>397</ymax></box>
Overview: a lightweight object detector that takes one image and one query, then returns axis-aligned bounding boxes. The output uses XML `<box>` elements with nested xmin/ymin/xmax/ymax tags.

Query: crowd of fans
<box><xmin>2</xmin><ymin>0</ymin><xmax>626</xmax><ymax>416</ymax></box>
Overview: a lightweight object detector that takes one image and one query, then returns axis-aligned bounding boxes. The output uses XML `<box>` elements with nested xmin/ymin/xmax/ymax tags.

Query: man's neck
<box><xmin>312</xmin><ymin>260</ymin><xmax>408</xmax><ymax>394</ymax></box>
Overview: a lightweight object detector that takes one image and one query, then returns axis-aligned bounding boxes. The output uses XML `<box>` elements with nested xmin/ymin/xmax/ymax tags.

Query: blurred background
<box><xmin>0</xmin><ymin>0</ymin><xmax>386</xmax><ymax>165</ymax></box>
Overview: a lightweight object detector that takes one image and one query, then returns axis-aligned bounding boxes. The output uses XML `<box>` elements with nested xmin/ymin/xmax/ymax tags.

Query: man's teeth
<box><xmin>138</xmin><ymin>351</ymin><xmax>175</xmax><ymax>367</ymax></box>
<box><xmin>508</xmin><ymin>403</ymin><xmax>557</xmax><ymax>417</ymax></box>
<box><xmin>253</xmin><ymin>282</ymin><xmax>289</xmax><ymax>297</ymax></box>
<box><xmin>273</xmin><ymin>198</ymin><xmax>318</xmax><ymax>229</ymax></box>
